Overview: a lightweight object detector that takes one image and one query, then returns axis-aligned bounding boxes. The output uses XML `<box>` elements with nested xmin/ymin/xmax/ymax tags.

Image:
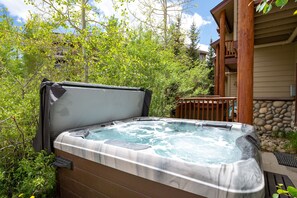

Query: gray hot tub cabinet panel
<box><xmin>33</xmin><ymin>80</ymin><xmax>152</xmax><ymax>152</ymax></box>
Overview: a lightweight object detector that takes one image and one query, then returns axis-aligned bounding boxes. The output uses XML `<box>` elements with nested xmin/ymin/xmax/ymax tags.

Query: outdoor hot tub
<box><xmin>33</xmin><ymin>80</ymin><xmax>264</xmax><ymax>198</ymax></box>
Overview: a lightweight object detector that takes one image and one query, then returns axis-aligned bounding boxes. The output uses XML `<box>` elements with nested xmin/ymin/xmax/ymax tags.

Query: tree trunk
<box><xmin>82</xmin><ymin>0</ymin><xmax>88</xmax><ymax>83</ymax></box>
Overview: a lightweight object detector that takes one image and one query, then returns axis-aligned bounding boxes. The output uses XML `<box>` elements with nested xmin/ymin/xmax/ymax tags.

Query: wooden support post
<box><xmin>237</xmin><ymin>0</ymin><xmax>254</xmax><ymax>124</ymax></box>
<box><xmin>295</xmin><ymin>64</ymin><xmax>297</xmax><ymax>126</ymax></box>
<box><xmin>219</xmin><ymin>11</ymin><xmax>226</xmax><ymax>97</ymax></box>
<box><xmin>215</xmin><ymin>45</ymin><xmax>220</xmax><ymax>95</ymax></box>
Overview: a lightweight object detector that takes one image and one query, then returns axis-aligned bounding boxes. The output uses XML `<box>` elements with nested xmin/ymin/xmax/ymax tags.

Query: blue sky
<box><xmin>191</xmin><ymin>0</ymin><xmax>221</xmax><ymax>45</ymax></box>
<box><xmin>0</xmin><ymin>0</ymin><xmax>221</xmax><ymax>50</ymax></box>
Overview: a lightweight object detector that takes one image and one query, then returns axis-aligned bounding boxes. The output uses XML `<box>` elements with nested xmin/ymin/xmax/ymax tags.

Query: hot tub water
<box><xmin>86</xmin><ymin>120</ymin><xmax>243</xmax><ymax>164</ymax></box>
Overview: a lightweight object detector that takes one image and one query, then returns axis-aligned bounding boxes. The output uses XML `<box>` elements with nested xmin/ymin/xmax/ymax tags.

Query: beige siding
<box><xmin>230</xmin><ymin>73</ymin><xmax>237</xmax><ymax>97</ymax></box>
<box><xmin>253</xmin><ymin>44</ymin><xmax>295</xmax><ymax>98</ymax></box>
<box><xmin>226</xmin><ymin>73</ymin><xmax>237</xmax><ymax>97</ymax></box>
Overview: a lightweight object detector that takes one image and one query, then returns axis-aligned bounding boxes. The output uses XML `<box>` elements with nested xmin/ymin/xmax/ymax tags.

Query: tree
<box><xmin>169</xmin><ymin>15</ymin><xmax>185</xmax><ymax>56</ymax></box>
<box><xmin>207</xmin><ymin>38</ymin><xmax>215</xmax><ymax>94</ymax></box>
<box><xmin>26</xmin><ymin>0</ymin><xmax>98</xmax><ymax>82</ymax></box>
<box><xmin>187</xmin><ymin>21</ymin><xmax>199</xmax><ymax>62</ymax></box>
<box><xmin>22</xmin><ymin>15</ymin><xmax>56</xmax><ymax>76</ymax></box>
<box><xmin>0</xmin><ymin>11</ymin><xmax>57</xmax><ymax>197</ymax></box>
<box><xmin>128</xmin><ymin>0</ymin><xmax>192</xmax><ymax>47</ymax></box>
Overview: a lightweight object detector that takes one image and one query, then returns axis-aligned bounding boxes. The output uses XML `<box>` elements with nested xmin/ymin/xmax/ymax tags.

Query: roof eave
<box><xmin>210</xmin><ymin>0</ymin><xmax>233</xmax><ymax>28</ymax></box>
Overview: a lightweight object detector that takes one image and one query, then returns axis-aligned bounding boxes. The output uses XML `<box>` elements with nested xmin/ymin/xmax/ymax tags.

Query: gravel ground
<box><xmin>259</xmin><ymin>134</ymin><xmax>296</xmax><ymax>154</ymax></box>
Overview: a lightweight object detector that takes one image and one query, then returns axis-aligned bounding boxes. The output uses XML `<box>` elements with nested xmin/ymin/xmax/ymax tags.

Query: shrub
<box><xmin>286</xmin><ymin>131</ymin><xmax>297</xmax><ymax>153</ymax></box>
<box><xmin>0</xmin><ymin>150</ymin><xmax>56</xmax><ymax>198</ymax></box>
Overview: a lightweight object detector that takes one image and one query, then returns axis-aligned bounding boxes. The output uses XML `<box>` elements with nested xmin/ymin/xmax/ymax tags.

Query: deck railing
<box><xmin>175</xmin><ymin>96</ymin><xmax>237</xmax><ymax>122</ymax></box>
<box><xmin>225</xmin><ymin>40</ymin><xmax>237</xmax><ymax>58</ymax></box>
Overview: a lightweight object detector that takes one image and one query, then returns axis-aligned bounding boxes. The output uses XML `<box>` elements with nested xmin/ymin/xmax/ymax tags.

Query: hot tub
<box><xmin>33</xmin><ymin>80</ymin><xmax>264</xmax><ymax>198</ymax></box>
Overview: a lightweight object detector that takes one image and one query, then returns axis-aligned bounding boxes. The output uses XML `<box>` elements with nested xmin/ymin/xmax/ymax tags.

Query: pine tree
<box><xmin>187</xmin><ymin>21</ymin><xmax>199</xmax><ymax>62</ymax></box>
<box><xmin>207</xmin><ymin>38</ymin><xmax>215</xmax><ymax>94</ymax></box>
<box><xmin>170</xmin><ymin>15</ymin><xmax>184</xmax><ymax>56</ymax></box>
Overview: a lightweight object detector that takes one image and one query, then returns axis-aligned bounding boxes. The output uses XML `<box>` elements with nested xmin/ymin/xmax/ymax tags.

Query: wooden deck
<box><xmin>264</xmin><ymin>171</ymin><xmax>295</xmax><ymax>198</ymax></box>
<box><xmin>174</xmin><ymin>96</ymin><xmax>237</xmax><ymax>122</ymax></box>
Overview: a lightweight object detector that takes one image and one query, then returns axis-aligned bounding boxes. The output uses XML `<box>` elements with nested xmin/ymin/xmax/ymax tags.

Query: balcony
<box><xmin>225</xmin><ymin>40</ymin><xmax>237</xmax><ymax>58</ymax></box>
<box><xmin>225</xmin><ymin>40</ymin><xmax>237</xmax><ymax>70</ymax></box>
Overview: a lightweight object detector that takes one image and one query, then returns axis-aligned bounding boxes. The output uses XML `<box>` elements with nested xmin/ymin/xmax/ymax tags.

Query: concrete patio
<box><xmin>262</xmin><ymin>151</ymin><xmax>297</xmax><ymax>186</ymax></box>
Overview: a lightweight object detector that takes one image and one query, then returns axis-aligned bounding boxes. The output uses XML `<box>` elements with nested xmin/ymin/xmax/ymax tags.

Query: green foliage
<box><xmin>0</xmin><ymin>151</ymin><xmax>55</xmax><ymax>197</ymax></box>
<box><xmin>169</xmin><ymin>16</ymin><xmax>185</xmax><ymax>57</ymax></box>
<box><xmin>0</xmin><ymin>1</ymin><xmax>211</xmax><ymax>196</ymax></box>
<box><xmin>286</xmin><ymin>131</ymin><xmax>297</xmax><ymax>152</ymax></box>
<box><xmin>207</xmin><ymin>38</ymin><xmax>215</xmax><ymax>94</ymax></box>
<box><xmin>273</xmin><ymin>183</ymin><xmax>297</xmax><ymax>198</ymax></box>
<box><xmin>187</xmin><ymin>21</ymin><xmax>199</xmax><ymax>62</ymax></box>
<box><xmin>0</xmin><ymin>11</ymin><xmax>56</xmax><ymax>197</ymax></box>
<box><xmin>255</xmin><ymin>0</ymin><xmax>296</xmax><ymax>14</ymax></box>
<box><xmin>12</xmin><ymin>151</ymin><xmax>55</xmax><ymax>198</ymax></box>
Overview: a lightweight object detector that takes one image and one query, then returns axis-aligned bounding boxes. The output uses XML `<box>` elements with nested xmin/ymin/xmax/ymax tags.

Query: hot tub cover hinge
<box><xmin>53</xmin><ymin>156</ymin><xmax>73</xmax><ymax>170</ymax></box>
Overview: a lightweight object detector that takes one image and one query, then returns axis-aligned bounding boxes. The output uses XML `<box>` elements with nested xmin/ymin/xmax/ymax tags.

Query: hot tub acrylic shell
<box><xmin>33</xmin><ymin>80</ymin><xmax>264</xmax><ymax>198</ymax></box>
<box><xmin>54</xmin><ymin>118</ymin><xmax>264</xmax><ymax>198</ymax></box>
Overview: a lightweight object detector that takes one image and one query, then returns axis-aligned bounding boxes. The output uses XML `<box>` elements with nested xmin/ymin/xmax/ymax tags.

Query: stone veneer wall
<box><xmin>253</xmin><ymin>100</ymin><xmax>295</xmax><ymax>135</ymax></box>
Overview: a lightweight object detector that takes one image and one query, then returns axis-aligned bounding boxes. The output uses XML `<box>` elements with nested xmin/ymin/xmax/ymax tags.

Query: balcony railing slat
<box><xmin>193</xmin><ymin>101</ymin><xmax>195</xmax><ymax>119</ymax></box>
<box><xmin>211</xmin><ymin>100</ymin><xmax>214</xmax><ymax>120</ymax></box>
<box><xmin>197</xmin><ymin>101</ymin><xmax>200</xmax><ymax>120</ymax></box>
<box><xmin>225</xmin><ymin>100</ymin><xmax>229</xmax><ymax>122</ymax></box>
<box><xmin>232</xmin><ymin>100</ymin><xmax>235</xmax><ymax>121</ymax></box>
<box><xmin>220</xmin><ymin>99</ymin><xmax>223</xmax><ymax>121</ymax></box>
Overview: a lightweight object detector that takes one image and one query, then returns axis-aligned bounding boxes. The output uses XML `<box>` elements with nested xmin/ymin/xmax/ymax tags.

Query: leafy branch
<box><xmin>254</xmin><ymin>0</ymin><xmax>297</xmax><ymax>14</ymax></box>
<box><xmin>273</xmin><ymin>184</ymin><xmax>297</xmax><ymax>198</ymax></box>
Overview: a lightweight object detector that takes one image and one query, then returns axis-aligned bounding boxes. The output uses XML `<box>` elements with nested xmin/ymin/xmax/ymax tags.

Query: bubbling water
<box><xmin>86</xmin><ymin>121</ymin><xmax>243</xmax><ymax>164</ymax></box>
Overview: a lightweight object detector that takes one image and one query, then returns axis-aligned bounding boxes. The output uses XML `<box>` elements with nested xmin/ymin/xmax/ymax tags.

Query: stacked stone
<box><xmin>253</xmin><ymin>100</ymin><xmax>294</xmax><ymax>135</ymax></box>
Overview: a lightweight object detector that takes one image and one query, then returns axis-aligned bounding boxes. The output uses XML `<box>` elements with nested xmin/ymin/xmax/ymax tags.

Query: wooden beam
<box><xmin>225</xmin><ymin>57</ymin><xmax>237</xmax><ymax>65</ymax></box>
<box><xmin>210</xmin><ymin>0</ymin><xmax>233</xmax><ymax>27</ymax></box>
<box><xmin>255</xmin><ymin>17</ymin><xmax>297</xmax><ymax>30</ymax></box>
<box><xmin>219</xmin><ymin>11</ymin><xmax>226</xmax><ymax>97</ymax></box>
<box><xmin>211</xmin><ymin>0</ymin><xmax>233</xmax><ymax>15</ymax></box>
<box><xmin>237</xmin><ymin>0</ymin><xmax>254</xmax><ymax>124</ymax></box>
<box><xmin>225</xmin><ymin>15</ymin><xmax>232</xmax><ymax>33</ymax></box>
<box><xmin>255</xmin><ymin>9</ymin><xmax>297</xmax><ymax>24</ymax></box>
<box><xmin>255</xmin><ymin>30</ymin><xmax>292</xmax><ymax>40</ymax></box>
<box><xmin>255</xmin><ymin>35</ymin><xmax>289</xmax><ymax>45</ymax></box>
<box><xmin>255</xmin><ymin>23</ymin><xmax>297</xmax><ymax>35</ymax></box>
<box><xmin>226</xmin><ymin>65</ymin><xmax>237</xmax><ymax>72</ymax></box>
<box><xmin>295</xmin><ymin>63</ymin><xmax>297</xmax><ymax>126</ymax></box>
<box><xmin>215</xmin><ymin>45</ymin><xmax>220</xmax><ymax>95</ymax></box>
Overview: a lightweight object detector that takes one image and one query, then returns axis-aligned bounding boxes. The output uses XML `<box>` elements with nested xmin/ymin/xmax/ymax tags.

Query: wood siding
<box><xmin>254</xmin><ymin>44</ymin><xmax>296</xmax><ymax>98</ymax></box>
<box><xmin>55</xmin><ymin>150</ymin><xmax>205</xmax><ymax>198</ymax></box>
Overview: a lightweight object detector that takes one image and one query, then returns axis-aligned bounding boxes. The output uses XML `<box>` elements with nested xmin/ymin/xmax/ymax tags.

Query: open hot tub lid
<box><xmin>33</xmin><ymin>79</ymin><xmax>152</xmax><ymax>152</ymax></box>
